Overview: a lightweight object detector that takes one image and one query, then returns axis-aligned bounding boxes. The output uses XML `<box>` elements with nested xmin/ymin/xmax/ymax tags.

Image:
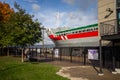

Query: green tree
<box><xmin>11</xmin><ymin>2</ymin><xmax>42</xmax><ymax>62</ymax></box>
<box><xmin>8</xmin><ymin>2</ymin><xmax>42</xmax><ymax>46</ymax></box>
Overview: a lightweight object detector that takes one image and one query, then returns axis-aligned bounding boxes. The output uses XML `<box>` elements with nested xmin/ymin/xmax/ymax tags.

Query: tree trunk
<box><xmin>22</xmin><ymin>48</ymin><xmax>24</xmax><ymax>62</ymax></box>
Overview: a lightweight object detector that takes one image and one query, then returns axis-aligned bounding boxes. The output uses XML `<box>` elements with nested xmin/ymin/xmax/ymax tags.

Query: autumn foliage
<box><xmin>0</xmin><ymin>1</ymin><xmax>42</xmax><ymax>47</ymax></box>
<box><xmin>0</xmin><ymin>2</ymin><xmax>14</xmax><ymax>22</ymax></box>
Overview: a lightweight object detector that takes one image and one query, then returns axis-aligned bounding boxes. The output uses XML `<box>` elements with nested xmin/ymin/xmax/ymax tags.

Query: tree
<box><xmin>0</xmin><ymin>2</ymin><xmax>14</xmax><ymax>47</ymax></box>
<box><xmin>0</xmin><ymin>2</ymin><xmax>42</xmax><ymax>47</ymax></box>
<box><xmin>11</xmin><ymin>2</ymin><xmax>42</xmax><ymax>62</ymax></box>
<box><xmin>0</xmin><ymin>2</ymin><xmax>14</xmax><ymax>56</ymax></box>
<box><xmin>9</xmin><ymin>2</ymin><xmax>42</xmax><ymax>46</ymax></box>
<box><xmin>0</xmin><ymin>2</ymin><xmax>42</xmax><ymax>58</ymax></box>
<box><xmin>0</xmin><ymin>2</ymin><xmax>13</xmax><ymax>22</ymax></box>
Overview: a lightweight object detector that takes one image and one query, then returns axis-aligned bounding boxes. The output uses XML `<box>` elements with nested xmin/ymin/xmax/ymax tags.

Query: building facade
<box><xmin>98</xmin><ymin>0</ymin><xmax>120</xmax><ymax>73</ymax></box>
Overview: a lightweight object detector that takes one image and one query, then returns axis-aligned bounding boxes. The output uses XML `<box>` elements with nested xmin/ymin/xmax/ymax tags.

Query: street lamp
<box><xmin>41</xmin><ymin>26</ymin><xmax>46</xmax><ymax>57</ymax></box>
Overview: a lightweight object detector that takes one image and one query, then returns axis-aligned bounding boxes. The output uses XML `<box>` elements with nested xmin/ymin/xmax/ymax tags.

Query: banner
<box><xmin>88</xmin><ymin>49</ymin><xmax>98</xmax><ymax>60</ymax></box>
<box><xmin>54</xmin><ymin>49</ymin><xmax>59</xmax><ymax>58</ymax></box>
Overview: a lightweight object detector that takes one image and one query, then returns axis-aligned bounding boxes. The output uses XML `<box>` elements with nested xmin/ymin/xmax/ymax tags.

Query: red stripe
<box><xmin>67</xmin><ymin>31</ymin><xmax>98</xmax><ymax>39</ymax></box>
<box><xmin>49</xmin><ymin>35</ymin><xmax>62</xmax><ymax>40</ymax></box>
<box><xmin>49</xmin><ymin>31</ymin><xmax>98</xmax><ymax>40</ymax></box>
<box><xmin>49</xmin><ymin>35</ymin><xmax>54</xmax><ymax>38</ymax></box>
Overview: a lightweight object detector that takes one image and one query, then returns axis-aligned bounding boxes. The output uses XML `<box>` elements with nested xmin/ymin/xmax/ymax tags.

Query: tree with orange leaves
<box><xmin>0</xmin><ymin>2</ymin><xmax>42</xmax><ymax>58</ymax></box>
<box><xmin>0</xmin><ymin>2</ymin><xmax>14</xmax><ymax>56</ymax></box>
<box><xmin>0</xmin><ymin>2</ymin><xmax>14</xmax><ymax>47</ymax></box>
<box><xmin>0</xmin><ymin>2</ymin><xmax>14</xmax><ymax>23</ymax></box>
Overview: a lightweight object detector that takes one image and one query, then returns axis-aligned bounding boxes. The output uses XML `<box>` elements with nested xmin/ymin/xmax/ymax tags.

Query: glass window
<box><xmin>117</xmin><ymin>0</ymin><xmax>120</xmax><ymax>8</ymax></box>
<box><xmin>118</xmin><ymin>11</ymin><xmax>120</xmax><ymax>19</ymax></box>
<box><xmin>117</xmin><ymin>9</ymin><xmax>120</xmax><ymax>30</ymax></box>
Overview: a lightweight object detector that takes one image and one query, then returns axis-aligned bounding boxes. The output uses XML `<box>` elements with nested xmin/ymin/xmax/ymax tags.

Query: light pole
<box><xmin>98</xmin><ymin>39</ymin><xmax>104</xmax><ymax>76</ymax></box>
<box><xmin>41</xmin><ymin>26</ymin><xmax>46</xmax><ymax>57</ymax></box>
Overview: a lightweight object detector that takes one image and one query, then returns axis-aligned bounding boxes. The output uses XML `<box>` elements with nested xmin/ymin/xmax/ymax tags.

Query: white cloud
<box><xmin>63</xmin><ymin>0</ymin><xmax>98</xmax><ymax>12</ymax></box>
<box><xmin>34</xmin><ymin>10</ymin><xmax>97</xmax><ymax>28</ymax></box>
<box><xmin>32</xmin><ymin>4</ymin><xmax>40</xmax><ymax>11</ymax></box>
<box><xmin>34</xmin><ymin>11</ymin><xmax>58</xmax><ymax>28</ymax></box>
<box><xmin>62</xmin><ymin>11</ymin><xmax>98</xmax><ymax>27</ymax></box>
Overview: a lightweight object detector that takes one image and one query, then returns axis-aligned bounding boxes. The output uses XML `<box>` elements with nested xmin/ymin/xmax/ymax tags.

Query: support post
<box><xmin>36</xmin><ymin>48</ymin><xmax>37</xmax><ymax>59</ymax></box>
<box><xmin>60</xmin><ymin>48</ymin><xmax>62</xmax><ymax>61</ymax></box>
<box><xmin>83</xmin><ymin>48</ymin><xmax>86</xmax><ymax>65</ymax></box>
<box><xmin>98</xmin><ymin>39</ymin><xmax>104</xmax><ymax>76</ymax></box>
<box><xmin>45</xmin><ymin>48</ymin><xmax>47</xmax><ymax>58</ymax></box>
<box><xmin>40</xmin><ymin>48</ymin><xmax>41</xmax><ymax>57</ymax></box>
<box><xmin>52</xmin><ymin>48</ymin><xmax>54</xmax><ymax>60</ymax></box>
<box><xmin>70</xmin><ymin>48</ymin><xmax>72</xmax><ymax>63</ymax></box>
<box><xmin>112</xmin><ymin>41</ymin><xmax>117</xmax><ymax>74</ymax></box>
<box><xmin>29</xmin><ymin>48</ymin><xmax>30</xmax><ymax>54</ymax></box>
<box><xmin>32</xmin><ymin>48</ymin><xmax>33</xmax><ymax>57</ymax></box>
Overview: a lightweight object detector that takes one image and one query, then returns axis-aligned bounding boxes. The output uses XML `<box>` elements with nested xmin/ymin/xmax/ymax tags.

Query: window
<box><xmin>83</xmin><ymin>30</ymin><xmax>85</xmax><ymax>32</ymax></box>
<box><xmin>117</xmin><ymin>9</ymin><xmax>120</xmax><ymax>29</ymax></box>
<box><xmin>90</xmin><ymin>28</ymin><xmax>93</xmax><ymax>31</ymax></box>
<box><xmin>75</xmin><ymin>31</ymin><xmax>78</xmax><ymax>33</ymax></box>
<box><xmin>118</xmin><ymin>10</ymin><xmax>120</xmax><ymax>19</ymax></box>
<box><xmin>87</xmin><ymin>29</ymin><xmax>90</xmax><ymax>31</ymax></box>
<box><xmin>96</xmin><ymin>28</ymin><xmax>98</xmax><ymax>30</ymax></box>
<box><xmin>117</xmin><ymin>0</ymin><xmax>120</xmax><ymax>8</ymax></box>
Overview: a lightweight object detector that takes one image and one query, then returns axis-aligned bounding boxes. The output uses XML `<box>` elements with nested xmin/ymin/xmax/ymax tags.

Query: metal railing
<box><xmin>100</xmin><ymin>19</ymin><xmax>118</xmax><ymax>36</ymax></box>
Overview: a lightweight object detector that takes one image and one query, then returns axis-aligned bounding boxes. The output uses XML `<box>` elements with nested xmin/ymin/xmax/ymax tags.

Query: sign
<box><xmin>88</xmin><ymin>49</ymin><xmax>98</xmax><ymax>60</ymax></box>
<box><xmin>37</xmin><ymin>49</ymin><xmax>40</xmax><ymax>53</ymax></box>
<box><xmin>54</xmin><ymin>49</ymin><xmax>59</xmax><ymax>58</ymax></box>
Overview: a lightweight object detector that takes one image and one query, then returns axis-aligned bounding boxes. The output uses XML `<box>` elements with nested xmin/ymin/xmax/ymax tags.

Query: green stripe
<box><xmin>55</xmin><ymin>23</ymin><xmax>98</xmax><ymax>34</ymax></box>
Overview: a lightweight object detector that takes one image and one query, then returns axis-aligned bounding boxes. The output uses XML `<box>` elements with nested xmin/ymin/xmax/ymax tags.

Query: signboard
<box><xmin>37</xmin><ymin>49</ymin><xmax>40</xmax><ymax>53</ymax></box>
<box><xmin>88</xmin><ymin>49</ymin><xmax>98</xmax><ymax>60</ymax></box>
<box><xmin>54</xmin><ymin>49</ymin><xmax>59</xmax><ymax>58</ymax></box>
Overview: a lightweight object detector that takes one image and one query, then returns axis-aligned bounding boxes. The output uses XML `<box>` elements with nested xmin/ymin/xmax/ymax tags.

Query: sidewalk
<box><xmin>47</xmin><ymin>61</ymin><xmax>120</xmax><ymax>80</ymax></box>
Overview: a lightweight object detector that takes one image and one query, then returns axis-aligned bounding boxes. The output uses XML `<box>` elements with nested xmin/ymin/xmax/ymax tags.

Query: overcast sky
<box><xmin>1</xmin><ymin>0</ymin><xmax>98</xmax><ymax>45</ymax></box>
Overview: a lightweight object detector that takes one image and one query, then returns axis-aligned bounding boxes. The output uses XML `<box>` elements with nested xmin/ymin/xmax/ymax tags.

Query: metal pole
<box><xmin>52</xmin><ymin>48</ymin><xmax>54</xmax><ymax>60</ymax></box>
<box><xmin>36</xmin><ymin>48</ymin><xmax>37</xmax><ymax>57</ymax></box>
<box><xmin>112</xmin><ymin>41</ymin><xmax>117</xmax><ymax>74</ymax></box>
<box><xmin>42</xmin><ymin>27</ymin><xmax>44</xmax><ymax>57</ymax></box>
<box><xmin>70</xmin><ymin>48</ymin><xmax>72</xmax><ymax>63</ymax></box>
<box><xmin>98</xmin><ymin>39</ymin><xmax>104</xmax><ymax>76</ymax></box>
<box><xmin>60</xmin><ymin>48</ymin><xmax>62</xmax><ymax>61</ymax></box>
<box><xmin>83</xmin><ymin>48</ymin><xmax>86</xmax><ymax>65</ymax></box>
